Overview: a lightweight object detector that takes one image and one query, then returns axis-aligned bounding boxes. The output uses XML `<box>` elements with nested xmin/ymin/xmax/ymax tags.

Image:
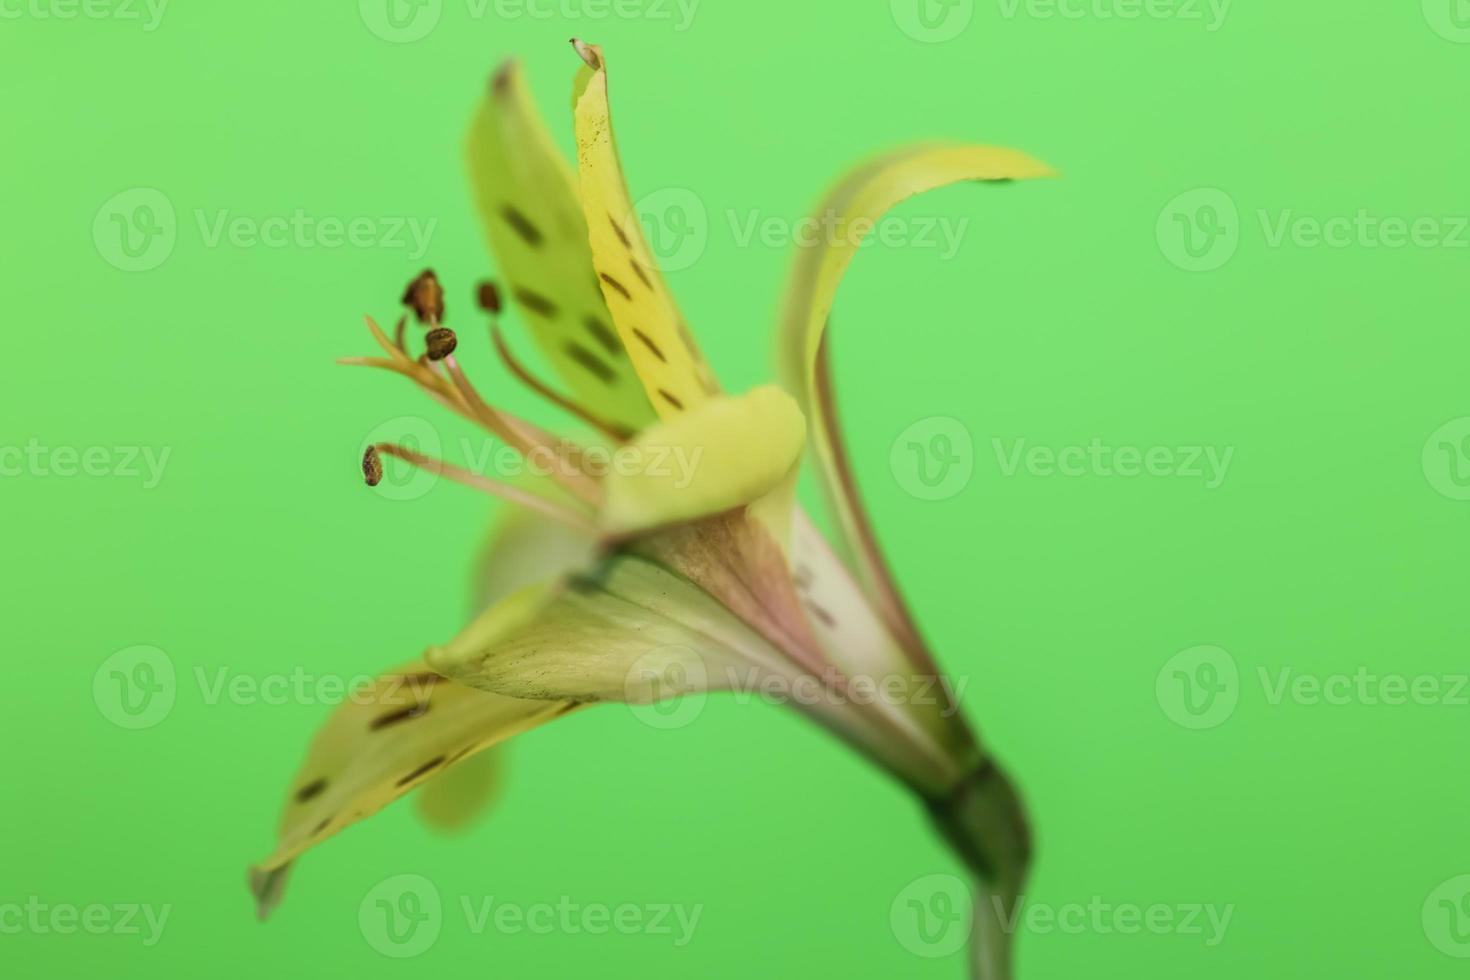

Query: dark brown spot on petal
<box><xmin>513</xmin><ymin>287</ymin><xmax>559</xmax><ymax>319</ymax></box>
<box><xmin>477</xmin><ymin>280</ymin><xmax>503</xmax><ymax>314</ymax></box>
<box><xmin>631</xmin><ymin>328</ymin><xmax>666</xmax><ymax>363</ymax></box>
<box><xmin>582</xmin><ymin>315</ymin><xmax>622</xmax><ymax>357</ymax></box>
<box><xmin>599</xmin><ymin>273</ymin><xmax>632</xmax><ymax>301</ymax></box>
<box><xmin>609</xmin><ymin>214</ymin><xmax>631</xmax><ymax>247</ymax></box>
<box><xmin>630</xmin><ymin>261</ymin><xmax>653</xmax><ymax>290</ymax></box>
<box><xmin>804</xmin><ymin>601</ymin><xmax>837</xmax><ymax>628</ymax></box>
<box><xmin>564</xmin><ymin>342</ymin><xmax>616</xmax><ymax>384</ymax></box>
<box><xmin>294</xmin><ymin>779</ymin><xmax>327</xmax><ymax>804</ymax></box>
<box><xmin>501</xmin><ymin>205</ymin><xmax>543</xmax><ymax>247</ymax></box>
<box><xmin>395</xmin><ymin>755</ymin><xmax>448</xmax><ymax>787</ymax></box>
<box><xmin>658</xmin><ymin>389</ymin><xmax>684</xmax><ymax>410</ymax></box>
<box><xmin>311</xmin><ymin>818</ymin><xmax>332</xmax><ymax>836</ymax></box>
<box><xmin>370</xmin><ymin>702</ymin><xmax>430</xmax><ymax>731</ymax></box>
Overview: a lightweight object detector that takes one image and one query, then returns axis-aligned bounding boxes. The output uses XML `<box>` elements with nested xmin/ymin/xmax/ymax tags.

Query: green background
<box><xmin>3</xmin><ymin>1</ymin><xmax>1467</xmax><ymax>977</ymax></box>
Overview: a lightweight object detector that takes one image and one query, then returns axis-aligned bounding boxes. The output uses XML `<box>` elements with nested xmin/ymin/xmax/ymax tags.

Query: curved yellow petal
<box><xmin>571</xmin><ymin>41</ymin><xmax>719</xmax><ymax>419</ymax></box>
<box><xmin>775</xmin><ymin>144</ymin><xmax>1054</xmax><ymax>662</ymax></box>
<box><xmin>249</xmin><ymin>662</ymin><xmax>573</xmax><ymax>918</ymax></box>
<box><xmin>599</xmin><ymin>385</ymin><xmax>806</xmax><ymax>539</ymax></box>
<box><xmin>466</xmin><ymin>59</ymin><xmax>656</xmax><ymax>431</ymax></box>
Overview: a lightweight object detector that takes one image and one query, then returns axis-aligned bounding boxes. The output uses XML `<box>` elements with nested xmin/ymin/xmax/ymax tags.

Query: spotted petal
<box><xmin>467</xmin><ymin>59</ymin><xmax>656</xmax><ymax>432</ymax></box>
<box><xmin>249</xmin><ymin>664</ymin><xmax>574</xmax><ymax>919</ymax></box>
<box><xmin>571</xmin><ymin>41</ymin><xmax>720</xmax><ymax>419</ymax></box>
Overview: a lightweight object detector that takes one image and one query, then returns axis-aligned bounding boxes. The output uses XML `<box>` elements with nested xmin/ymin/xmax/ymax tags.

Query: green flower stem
<box><xmin>925</xmin><ymin>760</ymin><xmax>1032</xmax><ymax>980</ymax></box>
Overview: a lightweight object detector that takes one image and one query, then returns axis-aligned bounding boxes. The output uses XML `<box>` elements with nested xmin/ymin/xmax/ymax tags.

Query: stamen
<box><xmin>370</xmin><ymin>442</ymin><xmax>596</xmax><ymax>531</ymax></box>
<box><xmin>402</xmin><ymin>269</ymin><xmax>445</xmax><ymax>325</ymax></box>
<box><xmin>441</xmin><ymin>357</ymin><xmax>604</xmax><ymax>508</ymax></box>
<box><xmin>362</xmin><ymin>446</ymin><xmax>384</xmax><ymax>487</ymax></box>
<box><xmin>350</xmin><ymin>315</ymin><xmax>604</xmax><ymax>508</ymax></box>
<box><xmin>491</xmin><ymin>325</ymin><xmax>633</xmax><ymax>441</ymax></box>
<box><xmin>393</xmin><ymin>314</ymin><xmax>408</xmax><ymax>353</ymax></box>
<box><xmin>425</xmin><ymin>327</ymin><xmax>458</xmax><ymax>361</ymax></box>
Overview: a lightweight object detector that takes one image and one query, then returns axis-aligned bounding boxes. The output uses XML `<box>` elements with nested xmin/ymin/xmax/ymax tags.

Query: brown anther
<box><xmin>401</xmin><ymin>269</ymin><xmax>445</xmax><ymax>324</ymax></box>
<box><xmin>476</xmin><ymin>280</ymin><xmax>502</xmax><ymax>315</ymax></box>
<box><xmin>425</xmin><ymin>327</ymin><xmax>458</xmax><ymax>361</ymax></box>
<box><xmin>362</xmin><ymin>445</ymin><xmax>384</xmax><ymax>487</ymax></box>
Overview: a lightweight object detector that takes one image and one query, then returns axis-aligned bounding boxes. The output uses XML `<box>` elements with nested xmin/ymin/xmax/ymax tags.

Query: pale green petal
<box><xmin>428</xmin><ymin>553</ymin><xmax>794</xmax><ymax>703</ymax></box>
<box><xmin>414</xmin><ymin>749</ymin><xmax>502</xmax><ymax>832</ymax></box>
<box><xmin>600</xmin><ymin>385</ymin><xmax>806</xmax><ymax>539</ymax></box>
<box><xmin>775</xmin><ymin>145</ymin><xmax>1053</xmax><ymax>662</ymax></box>
<box><xmin>249</xmin><ymin>662</ymin><xmax>574</xmax><ymax>918</ymax></box>
<box><xmin>467</xmin><ymin>59</ymin><xmax>655</xmax><ymax>431</ymax></box>
<box><xmin>790</xmin><ymin>509</ymin><xmax>976</xmax><ymax>769</ymax></box>
<box><xmin>401</xmin><ymin>506</ymin><xmax>600</xmax><ymax>837</ymax></box>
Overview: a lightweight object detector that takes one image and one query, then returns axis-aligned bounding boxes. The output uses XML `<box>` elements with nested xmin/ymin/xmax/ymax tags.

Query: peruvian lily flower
<box><xmin>252</xmin><ymin>40</ymin><xmax>1052</xmax><ymax>978</ymax></box>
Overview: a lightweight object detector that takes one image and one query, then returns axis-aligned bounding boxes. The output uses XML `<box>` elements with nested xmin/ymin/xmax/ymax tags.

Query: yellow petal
<box><xmin>775</xmin><ymin>144</ymin><xmax>1053</xmax><ymax>658</ymax></box>
<box><xmin>599</xmin><ymin>385</ymin><xmax>806</xmax><ymax>539</ymax></box>
<box><xmin>466</xmin><ymin>59</ymin><xmax>656</xmax><ymax>432</ymax></box>
<box><xmin>249</xmin><ymin>662</ymin><xmax>572</xmax><ymax>918</ymax></box>
<box><xmin>571</xmin><ymin>41</ymin><xmax>719</xmax><ymax>419</ymax></box>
